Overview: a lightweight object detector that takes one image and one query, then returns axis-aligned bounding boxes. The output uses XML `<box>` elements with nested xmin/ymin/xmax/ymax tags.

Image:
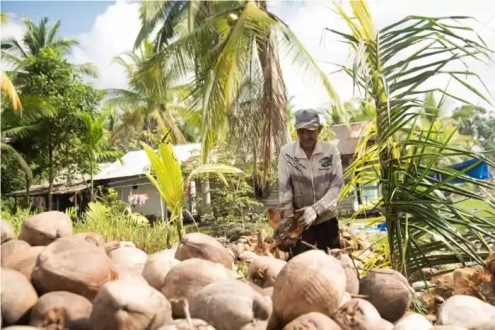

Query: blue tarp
<box><xmin>376</xmin><ymin>158</ymin><xmax>492</xmax><ymax>232</ymax></box>
<box><xmin>429</xmin><ymin>158</ymin><xmax>492</xmax><ymax>184</ymax></box>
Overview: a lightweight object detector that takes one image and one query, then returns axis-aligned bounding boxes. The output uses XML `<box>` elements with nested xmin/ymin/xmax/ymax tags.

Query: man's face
<box><xmin>297</xmin><ymin>127</ymin><xmax>320</xmax><ymax>149</ymax></box>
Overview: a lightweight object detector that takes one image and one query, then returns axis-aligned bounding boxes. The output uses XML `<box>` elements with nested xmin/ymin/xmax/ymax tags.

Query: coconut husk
<box><xmin>158</xmin><ymin>319</ymin><xmax>215</xmax><ymax>330</ymax></box>
<box><xmin>29</xmin><ymin>291</ymin><xmax>92</xmax><ymax>330</ymax></box>
<box><xmin>90</xmin><ymin>278</ymin><xmax>172</xmax><ymax>330</ymax></box>
<box><xmin>269</xmin><ymin>250</ymin><xmax>347</xmax><ymax>328</ymax></box>
<box><xmin>1</xmin><ymin>268</ymin><xmax>38</xmax><ymax>326</ymax></box>
<box><xmin>332</xmin><ymin>298</ymin><xmax>384</xmax><ymax>330</ymax></box>
<box><xmin>282</xmin><ymin>312</ymin><xmax>341</xmax><ymax>330</ymax></box>
<box><xmin>358</xmin><ymin>268</ymin><xmax>414</xmax><ymax>323</ymax></box>
<box><xmin>175</xmin><ymin>233</ymin><xmax>233</xmax><ymax>270</ymax></box>
<box><xmin>19</xmin><ymin>211</ymin><xmax>72</xmax><ymax>246</ymax></box>
<box><xmin>189</xmin><ymin>280</ymin><xmax>272</xmax><ymax>330</ymax></box>
<box><xmin>1</xmin><ymin>239</ymin><xmax>31</xmax><ymax>265</ymax></box>
<box><xmin>1</xmin><ymin>219</ymin><xmax>15</xmax><ymax>244</ymax></box>
<box><xmin>142</xmin><ymin>249</ymin><xmax>179</xmax><ymax>291</ymax></box>
<box><xmin>3</xmin><ymin>246</ymin><xmax>45</xmax><ymax>281</ymax></box>
<box><xmin>247</xmin><ymin>256</ymin><xmax>286</xmax><ymax>288</ymax></box>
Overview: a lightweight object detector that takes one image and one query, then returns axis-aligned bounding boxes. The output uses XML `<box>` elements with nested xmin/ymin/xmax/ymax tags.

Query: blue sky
<box><xmin>2</xmin><ymin>1</ymin><xmax>112</xmax><ymax>36</ymax></box>
<box><xmin>1</xmin><ymin>0</ymin><xmax>494</xmax><ymax>111</ymax></box>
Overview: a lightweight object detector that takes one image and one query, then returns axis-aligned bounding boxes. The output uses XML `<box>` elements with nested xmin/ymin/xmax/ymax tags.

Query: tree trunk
<box><xmin>256</xmin><ymin>27</ymin><xmax>289</xmax><ymax>191</ymax></box>
<box><xmin>47</xmin><ymin>140</ymin><xmax>54</xmax><ymax>211</ymax></box>
<box><xmin>90</xmin><ymin>158</ymin><xmax>94</xmax><ymax>201</ymax></box>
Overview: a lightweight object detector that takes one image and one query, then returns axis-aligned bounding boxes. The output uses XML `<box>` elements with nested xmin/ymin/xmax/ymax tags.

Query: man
<box><xmin>278</xmin><ymin>108</ymin><xmax>343</xmax><ymax>258</ymax></box>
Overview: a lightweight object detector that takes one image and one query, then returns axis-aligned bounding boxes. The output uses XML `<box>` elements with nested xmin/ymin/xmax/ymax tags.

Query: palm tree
<box><xmin>334</xmin><ymin>0</ymin><xmax>495</xmax><ymax>276</ymax></box>
<box><xmin>105</xmin><ymin>40</ymin><xmax>200</xmax><ymax>146</ymax></box>
<box><xmin>0</xmin><ymin>12</ymin><xmax>22</xmax><ymax>113</ymax></box>
<box><xmin>1</xmin><ymin>16</ymin><xmax>97</xmax><ymax>77</ymax></box>
<box><xmin>75</xmin><ymin>111</ymin><xmax>123</xmax><ymax>199</ymax></box>
<box><xmin>135</xmin><ymin>0</ymin><xmax>345</xmax><ymax>191</ymax></box>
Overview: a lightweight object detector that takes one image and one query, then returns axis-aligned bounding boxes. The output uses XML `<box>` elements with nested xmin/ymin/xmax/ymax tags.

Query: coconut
<box><xmin>31</xmin><ymin>236</ymin><xmax>114</xmax><ymax>300</ymax></box>
<box><xmin>29</xmin><ymin>291</ymin><xmax>92</xmax><ymax>329</ymax></box>
<box><xmin>329</xmin><ymin>249</ymin><xmax>360</xmax><ymax>294</ymax></box>
<box><xmin>73</xmin><ymin>232</ymin><xmax>106</xmax><ymax>250</ymax></box>
<box><xmin>104</xmin><ymin>240</ymin><xmax>136</xmax><ymax>254</ymax></box>
<box><xmin>282</xmin><ymin>312</ymin><xmax>341</xmax><ymax>330</ymax></box>
<box><xmin>239</xmin><ymin>251</ymin><xmax>259</xmax><ymax>263</ymax></box>
<box><xmin>142</xmin><ymin>249</ymin><xmax>180</xmax><ymax>290</ymax></box>
<box><xmin>339</xmin><ymin>292</ymin><xmax>352</xmax><ymax>307</ymax></box>
<box><xmin>1</xmin><ymin>239</ymin><xmax>31</xmax><ymax>265</ymax></box>
<box><xmin>175</xmin><ymin>232</ymin><xmax>233</xmax><ymax>269</ymax></box>
<box><xmin>436</xmin><ymin>295</ymin><xmax>495</xmax><ymax>329</ymax></box>
<box><xmin>333</xmin><ymin>298</ymin><xmax>385</xmax><ymax>330</ymax></box>
<box><xmin>3</xmin><ymin>246</ymin><xmax>45</xmax><ymax>281</ymax></box>
<box><xmin>19</xmin><ymin>211</ymin><xmax>72</xmax><ymax>246</ymax></box>
<box><xmin>108</xmin><ymin>246</ymin><xmax>148</xmax><ymax>275</ymax></box>
<box><xmin>262</xmin><ymin>287</ymin><xmax>274</xmax><ymax>297</ymax></box>
<box><xmin>1</xmin><ymin>268</ymin><xmax>38</xmax><ymax>326</ymax></box>
<box><xmin>1</xmin><ymin>219</ymin><xmax>15</xmax><ymax>243</ymax></box>
<box><xmin>359</xmin><ymin>268</ymin><xmax>414</xmax><ymax>322</ymax></box>
<box><xmin>90</xmin><ymin>277</ymin><xmax>172</xmax><ymax>330</ymax></box>
<box><xmin>190</xmin><ymin>280</ymin><xmax>272</xmax><ymax>330</ymax></box>
<box><xmin>158</xmin><ymin>319</ymin><xmax>215</xmax><ymax>330</ymax></box>
<box><xmin>393</xmin><ymin>313</ymin><xmax>433</xmax><ymax>330</ymax></box>
<box><xmin>268</xmin><ymin>250</ymin><xmax>347</xmax><ymax>329</ymax></box>
<box><xmin>2</xmin><ymin>327</ymin><xmax>41</xmax><ymax>330</ymax></box>
<box><xmin>247</xmin><ymin>256</ymin><xmax>286</xmax><ymax>288</ymax></box>
<box><xmin>161</xmin><ymin>258</ymin><xmax>237</xmax><ymax>318</ymax></box>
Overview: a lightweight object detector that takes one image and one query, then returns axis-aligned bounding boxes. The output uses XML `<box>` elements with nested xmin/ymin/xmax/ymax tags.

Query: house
<box><xmin>5</xmin><ymin>143</ymin><xmax>202</xmax><ymax>218</ymax></box>
<box><xmin>91</xmin><ymin>143</ymin><xmax>201</xmax><ymax>220</ymax></box>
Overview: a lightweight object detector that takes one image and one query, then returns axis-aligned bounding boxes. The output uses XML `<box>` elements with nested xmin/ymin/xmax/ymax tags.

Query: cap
<box><xmin>294</xmin><ymin>108</ymin><xmax>321</xmax><ymax>130</ymax></box>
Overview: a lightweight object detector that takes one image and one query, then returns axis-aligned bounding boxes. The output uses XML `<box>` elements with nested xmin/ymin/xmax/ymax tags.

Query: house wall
<box><xmin>105</xmin><ymin>176</ymin><xmax>166</xmax><ymax>218</ymax></box>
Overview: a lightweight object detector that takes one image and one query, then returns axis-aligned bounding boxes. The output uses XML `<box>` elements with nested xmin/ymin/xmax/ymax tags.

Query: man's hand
<box><xmin>295</xmin><ymin>206</ymin><xmax>317</xmax><ymax>228</ymax></box>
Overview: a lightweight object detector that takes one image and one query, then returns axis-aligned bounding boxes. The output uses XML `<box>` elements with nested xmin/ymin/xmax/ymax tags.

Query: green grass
<box><xmin>454</xmin><ymin>198</ymin><xmax>494</xmax><ymax>219</ymax></box>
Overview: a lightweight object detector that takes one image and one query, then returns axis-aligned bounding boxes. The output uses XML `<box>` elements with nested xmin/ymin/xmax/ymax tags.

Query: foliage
<box><xmin>104</xmin><ymin>39</ymin><xmax>200</xmax><ymax>146</ymax></box>
<box><xmin>333</xmin><ymin>0</ymin><xmax>495</xmax><ymax>277</ymax></box>
<box><xmin>142</xmin><ymin>140</ymin><xmax>244</xmax><ymax>247</ymax></box>
<box><xmin>452</xmin><ymin>105</ymin><xmax>495</xmax><ymax>154</ymax></box>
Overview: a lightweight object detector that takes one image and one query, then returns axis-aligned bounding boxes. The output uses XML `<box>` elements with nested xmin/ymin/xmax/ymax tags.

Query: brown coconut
<box><xmin>247</xmin><ymin>256</ymin><xmax>286</xmax><ymax>288</ymax></box>
<box><xmin>1</xmin><ymin>239</ymin><xmax>31</xmax><ymax>265</ymax></box>
<box><xmin>239</xmin><ymin>251</ymin><xmax>259</xmax><ymax>263</ymax></box>
<box><xmin>436</xmin><ymin>294</ymin><xmax>495</xmax><ymax>329</ymax></box>
<box><xmin>2</xmin><ymin>327</ymin><xmax>42</xmax><ymax>330</ymax></box>
<box><xmin>282</xmin><ymin>312</ymin><xmax>341</xmax><ymax>330</ymax></box>
<box><xmin>175</xmin><ymin>232</ymin><xmax>233</xmax><ymax>269</ymax></box>
<box><xmin>268</xmin><ymin>250</ymin><xmax>347</xmax><ymax>329</ymax></box>
<box><xmin>161</xmin><ymin>258</ymin><xmax>237</xmax><ymax>318</ymax></box>
<box><xmin>358</xmin><ymin>268</ymin><xmax>414</xmax><ymax>322</ymax></box>
<box><xmin>333</xmin><ymin>298</ymin><xmax>385</xmax><ymax>330</ymax></box>
<box><xmin>29</xmin><ymin>291</ymin><xmax>92</xmax><ymax>329</ymax></box>
<box><xmin>19</xmin><ymin>211</ymin><xmax>72</xmax><ymax>246</ymax></box>
<box><xmin>142</xmin><ymin>249</ymin><xmax>180</xmax><ymax>290</ymax></box>
<box><xmin>90</xmin><ymin>277</ymin><xmax>172</xmax><ymax>330</ymax></box>
<box><xmin>1</xmin><ymin>219</ymin><xmax>15</xmax><ymax>244</ymax></box>
<box><xmin>108</xmin><ymin>246</ymin><xmax>148</xmax><ymax>275</ymax></box>
<box><xmin>339</xmin><ymin>292</ymin><xmax>352</xmax><ymax>307</ymax></box>
<box><xmin>158</xmin><ymin>319</ymin><xmax>215</xmax><ymax>330</ymax></box>
<box><xmin>104</xmin><ymin>240</ymin><xmax>136</xmax><ymax>254</ymax></box>
<box><xmin>329</xmin><ymin>249</ymin><xmax>360</xmax><ymax>294</ymax></box>
<box><xmin>73</xmin><ymin>232</ymin><xmax>106</xmax><ymax>250</ymax></box>
<box><xmin>394</xmin><ymin>312</ymin><xmax>433</xmax><ymax>330</ymax></box>
<box><xmin>190</xmin><ymin>280</ymin><xmax>272</xmax><ymax>330</ymax></box>
<box><xmin>1</xmin><ymin>268</ymin><xmax>38</xmax><ymax>326</ymax></box>
<box><xmin>31</xmin><ymin>236</ymin><xmax>114</xmax><ymax>301</ymax></box>
<box><xmin>3</xmin><ymin>246</ymin><xmax>45</xmax><ymax>281</ymax></box>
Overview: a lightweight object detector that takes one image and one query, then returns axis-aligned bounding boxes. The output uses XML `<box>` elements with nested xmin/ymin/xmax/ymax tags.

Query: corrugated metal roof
<box><xmin>331</xmin><ymin>121</ymin><xmax>374</xmax><ymax>156</ymax></box>
<box><xmin>94</xmin><ymin>143</ymin><xmax>201</xmax><ymax>181</ymax></box>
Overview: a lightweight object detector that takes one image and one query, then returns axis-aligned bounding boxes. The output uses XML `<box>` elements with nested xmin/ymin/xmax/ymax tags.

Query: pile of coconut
<box><xmin>2</xmin><ymin>211</ymin><xmax>495</xmax><ymax>330</ymax></box>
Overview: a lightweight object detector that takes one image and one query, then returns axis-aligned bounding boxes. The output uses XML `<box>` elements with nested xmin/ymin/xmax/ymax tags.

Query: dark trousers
<box><xmin>288</xmin><ymin>218</ymin><xmax>341</xmax><ymax>259</ymax></box>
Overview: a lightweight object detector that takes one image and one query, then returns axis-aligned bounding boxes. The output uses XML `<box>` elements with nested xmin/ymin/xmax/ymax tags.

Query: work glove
<box><xmin>296</xmin><ymin>206</ymin><xmax>317</xmax><ymax>229</ymax></box>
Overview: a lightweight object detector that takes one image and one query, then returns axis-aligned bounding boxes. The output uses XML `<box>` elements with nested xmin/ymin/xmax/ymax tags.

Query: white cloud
<box><xmin>0</xmin><ymin>17</ymin><xmax>26</xmax><ymax>71</ymax></box>
<box><xmin>68</xmin><ymin>0</ymin><xmax>141</xmax><ymax>90</ymax></box>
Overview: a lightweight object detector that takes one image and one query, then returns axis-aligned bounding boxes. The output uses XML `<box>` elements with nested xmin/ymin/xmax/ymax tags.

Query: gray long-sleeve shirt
<box><xmin>278</xmin><ymin>140</ymin><xmax>343</xmax><ymax>225</ymax></box>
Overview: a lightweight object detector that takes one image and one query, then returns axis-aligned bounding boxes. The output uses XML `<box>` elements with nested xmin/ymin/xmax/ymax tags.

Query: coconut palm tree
<box><xmin>1</xmin><ymin>16</ymin><xmax>97</xmax><ymax>77</ymax></box>
<box><xmin>104</xmin><ymin>40</ymin><xmax>200</xmax><ymax>146</ymax></box>
<box><xmin>0</xmin><ymin>13</ymin><xmax>22</xmax><ymax>113</ymax></box>
<box><xmin>333</xmin><ymin>0</ymin><xmax>495</xmax><ymax>276</ymax></box>
<box><xmin>135</xmin><ymin>0</ymin><xmax>345</xmax><ymax>191</ymax></box>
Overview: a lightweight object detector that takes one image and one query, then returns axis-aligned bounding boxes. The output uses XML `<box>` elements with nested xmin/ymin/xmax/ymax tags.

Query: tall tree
<box><xmin>14</xmin><ymin>48</ymin><xmax>101</xmax><ymax>210</ymax></box>
<box><xmin>135</xmin><ymin>0</ymin><xmax>345</xmax><ymax>190</ymax></box>
<box><xmin>105</xmin><ymin>40</ymin><xmax>200</xmax><ymax>146</ymax></box>
<box><xmin>1</xmin><ymin>16</ymin><xmax>97</xmax><ymax>77</ymax></box>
